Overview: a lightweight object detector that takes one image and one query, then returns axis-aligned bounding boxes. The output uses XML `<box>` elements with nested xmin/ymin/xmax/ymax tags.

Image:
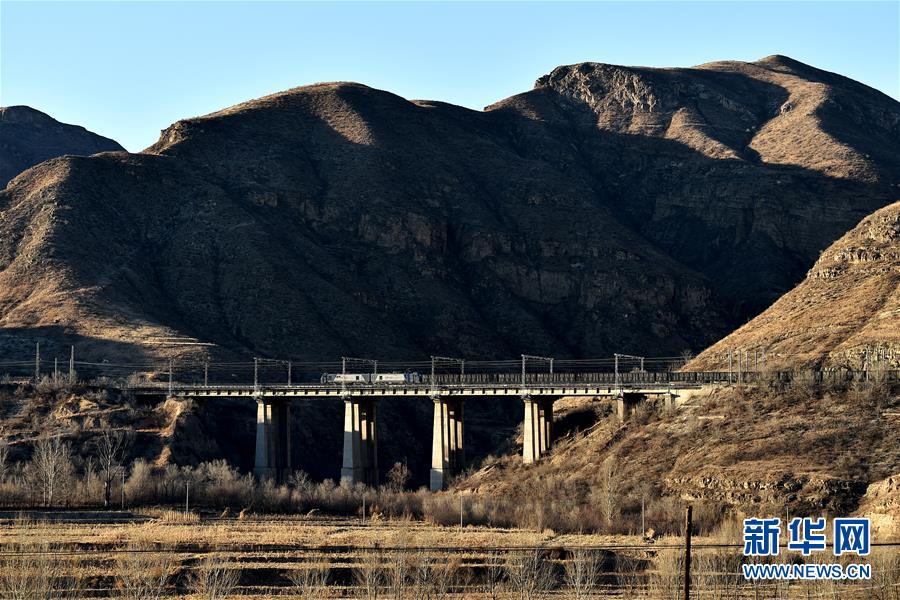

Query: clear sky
<box><xmin>2</xmin><ymin>1</ymin><xmax>898</xmax><ymax>151</ymax></box>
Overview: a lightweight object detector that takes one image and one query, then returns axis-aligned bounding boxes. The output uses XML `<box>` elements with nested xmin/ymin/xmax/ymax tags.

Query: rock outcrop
<box><xmin>856</xmin><ymin>474</ymin><xmax>900</xmax><ymax>539</ymax></box>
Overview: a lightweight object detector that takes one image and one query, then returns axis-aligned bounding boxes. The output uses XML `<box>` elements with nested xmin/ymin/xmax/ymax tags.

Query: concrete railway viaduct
<box><xmin>131</xmin><ymin>357</ymin><xmax>748</xmax><ymax>491</ymax></box>
<box><xmin>16</xmin><ymin>349</ymin><xmax>890</xmax><ymax>492</ymax></box>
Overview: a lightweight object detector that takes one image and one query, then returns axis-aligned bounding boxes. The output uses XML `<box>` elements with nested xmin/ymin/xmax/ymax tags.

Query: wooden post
<box><xmin>684</xmin><ymin>505</ymin><xmax>692</xmax><ymax>600</ymax></box>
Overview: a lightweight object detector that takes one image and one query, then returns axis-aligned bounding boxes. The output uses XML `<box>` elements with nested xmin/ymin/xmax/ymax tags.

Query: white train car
<box><xmin>319</xmin><ymin>372</ymin><xmax>424</xmax><ymax>384</ymax></box>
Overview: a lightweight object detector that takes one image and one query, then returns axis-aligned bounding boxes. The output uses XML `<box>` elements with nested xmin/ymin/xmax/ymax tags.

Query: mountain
<box><xmin>1</xmin><ymin>56</ymin><xmax>898</xmax><ymax>364</ymax></box>
<box><xmin>687</xmin><ymin>201</ymin><xmax>900</xmax><ymax>370</ymax></box>
<box><xmin>0</xmin><ymin>106</ymin><xmax>124</xmax><ymax>188</ymax></box>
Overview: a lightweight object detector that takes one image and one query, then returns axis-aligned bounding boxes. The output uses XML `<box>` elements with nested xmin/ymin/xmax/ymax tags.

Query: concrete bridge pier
<box><xmin>616</xmin><ymin>392</ymin><xmax>647</xmax><ymax>421</ymax></box>
<box><xmin>254</xmin><ymin>398</ymin><xmax>292</xmax><ymax>483</ymax></box>
<box><xmin>430</xmin><ymin>396</ymin><xmax>465</xmax><ymax>491</ymax></box>
<box><xmin>341</xmin><ymin>398</ymin><xmax>379</xmax><ymax>487</ymax></box>
<box><xmin>523</xmin><ymin>396</ymin><xmax>554</xmax><ymax>464</ymax></box>
<box><xmin>664</xmin><ymin>392</ymin><xmax>678</xmax><ymax>411</ymax></box>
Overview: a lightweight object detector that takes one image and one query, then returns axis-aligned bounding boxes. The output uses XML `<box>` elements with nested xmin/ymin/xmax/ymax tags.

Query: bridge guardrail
<box><xmin>120</xmin><ymin>369</ymin><xmax>900</xmax><ymax>393</ymax></box>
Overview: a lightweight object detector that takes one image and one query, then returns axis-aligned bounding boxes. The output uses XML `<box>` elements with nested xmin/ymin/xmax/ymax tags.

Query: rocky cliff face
<box><xmin>688</xmin><ymin>201</ymin><xmax>900</xmax><ymax>370</ymax></box>
<box><xmin>0</xmin><ymin>106</ymin><xmax>124</xmax><ymax>188</ymax></box>
<box><xmin>1</xmin><ymin>56</ymin><xmax>898</xmax><ymax>363</ymax></box>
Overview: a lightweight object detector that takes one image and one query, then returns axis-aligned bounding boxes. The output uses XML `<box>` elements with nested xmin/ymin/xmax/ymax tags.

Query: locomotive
<box><xmin>319</xmin><ymin>372</ymin><xmax>424</xmax><ymax>384</ymax></box>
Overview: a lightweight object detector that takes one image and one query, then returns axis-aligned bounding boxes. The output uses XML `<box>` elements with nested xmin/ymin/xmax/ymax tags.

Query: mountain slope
<box><xmin>1</xmin><ymin>56</ymin><xmax>898</xmax><ymax>363</ymax></box>
<box><xmin>456</xmin><ymin>383</ymin><xmax>899</xmax><ymax>531</ymax></box>
<box><xmin>0</xmin><ymin>106</ymin><xmax>124</xmax><ymax>188</ymax></box>
<box><xmin>688</xmin><ymin>201</ymin><xmax>900</xmax><ymax>370</ymax></box>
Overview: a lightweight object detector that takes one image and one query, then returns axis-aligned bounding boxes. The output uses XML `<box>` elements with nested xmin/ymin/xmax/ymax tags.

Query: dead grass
<box><xmin>0</xmin><ymin>515</ymin><xmax>897</xmax><ymax>598</ymax></box>
<box><xmin>457</xmin><ymin>382</ymin><xmax>899</xmax><ymax>536</ymax></box>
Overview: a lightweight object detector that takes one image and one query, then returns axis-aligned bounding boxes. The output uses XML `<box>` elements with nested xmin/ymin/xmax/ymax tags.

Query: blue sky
<box><xmin>2</xmin><ymin>1</ymin><xmax>898</xmax><ymax>151</ymax></box>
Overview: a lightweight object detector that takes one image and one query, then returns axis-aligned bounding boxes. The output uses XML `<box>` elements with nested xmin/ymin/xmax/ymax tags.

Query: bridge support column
<box><xmin>341</xmin><ymin>398</ymin><xmax>379</xmax><ymax>487</ymax></box>
<box><xmin>430</xmin><ymin>396</ymin><xmax>465</xmax><ymax>491</ymax></box>
<box><xmin>523</xmin><ymin>396</ymin><xmax>553</xmax><ymax>464</ymax></box>
<box><xmin>664</xmin><ymin>392</ymin><xmax>678</xmax><ymax>411</ymax></box>
<box><xmin>616</xmin><ymin>392</ymin><xmax>646</xmax><ymax>421</ymax></box>
<box><xmin>254</xmin><ymin>398</ymin><xmax>292</xmax><ymax>483</ymax></box>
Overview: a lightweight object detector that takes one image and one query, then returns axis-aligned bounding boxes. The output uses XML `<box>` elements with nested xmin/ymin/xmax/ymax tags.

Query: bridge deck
<box><xmin>136</xmin><ymin>382</ymin><xmax>698</xmax><ymax>399</ymax></box>
<box><xmin>128</xmin><ymin>369</ymin><xmax>899</xmax><ymax>399</ymax></box>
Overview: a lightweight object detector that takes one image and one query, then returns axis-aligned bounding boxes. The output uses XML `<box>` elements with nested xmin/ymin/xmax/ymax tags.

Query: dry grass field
<box><xmin>0</xmin><ymin>512</ymin><xmax>897</xmax><ymax>599</ymax></box>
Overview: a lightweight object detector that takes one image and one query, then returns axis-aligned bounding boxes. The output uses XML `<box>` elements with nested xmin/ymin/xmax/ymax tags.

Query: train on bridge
<box><xmin>320</xmin><ymin>372</ymin><xmax>425</xmax><ymax>384</ymax></box>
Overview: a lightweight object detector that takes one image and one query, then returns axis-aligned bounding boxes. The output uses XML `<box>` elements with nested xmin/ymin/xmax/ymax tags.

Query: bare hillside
<box><xmin>1</xmin><ymin>56</ymin><xmax>899</xmax><ymax>363</ymax></box>
<box><xmin>456</xmin><ymin>382</ymin><xmax>900</xmax><ymax>535</ymax></box>
<box><xmin>688</xmin><ymin>201</ymin><xmax>900</xmax><ymax>370</ymax></box>
<box><xmin>0</xmin><ymin>106</ymin><xmax>124</xmax><ymax>188</ymax></box>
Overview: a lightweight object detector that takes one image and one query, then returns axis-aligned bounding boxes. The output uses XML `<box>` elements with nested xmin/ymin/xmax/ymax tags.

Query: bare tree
<box><xmin>30</xmin><ymin>436</ymin><xmax>72</xmax><ymax>507</ymax></box>
<box><xmin>387</xmin><ymin>461</ymin><xmax>411</xmax><ymax>492</ymax></box>
<box><xmin>353</xmin><ymin>550</ymin><xmax>386</xmax><ymax>600</ymax></box>
<box><xmin>481</xmin><ymin>552</ymin><xmax>506</xmax><ymax>600</ymax></box>
<box><xmin>116</xmin><ymin>545</ymin><xmax>173</xmax><ymax>600</ymax></box>
<box><xmin>189</xmin><ymin>555</ymin><xmax>241</xmax><ymax>599</ymax></box>
<box><xmin>598</xmin><ymin>456</ymin><xmax>621</xmax><ymax>529</ymax></box>
<box><xmin>0</xmin><ymin>519</ymin><xmax>79</xmax><ymax>599</ymax></box>
<box><xmin>95</xmin><ymin>429</ymin><xmax>129</xmax><ymax>507</ymax></box>
<box><xmin>412</xmin><ymin>551</ymin><xmax>458</xmax><ymax>599</ymax></box>
<box><xmin>0</xmin><ymin>437</ymin><xmax>9</xmax><ymax>482</ymax></box>
<box><xmin>286</xmin><ymin>561</ymin><xmax>332</xmax><ymax>598</ymax></box>
<box><xmin>504</xmin><ymin>550</ymin><xmax>555</xmax><ymax>600</ymax></box>
<box><xmin>564</xmin><ymin>548</ymin><xmax>602</xmax><ymax>599</ymax></box>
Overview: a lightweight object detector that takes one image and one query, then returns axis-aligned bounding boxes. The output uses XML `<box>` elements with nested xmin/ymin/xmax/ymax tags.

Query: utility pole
<box><xmin>185</xmin><ymin>481</ymin><xmax>190</xmax><ymax>514</ymax></box>
<box><xmin>53</xmin><ymin>358</ymin><xmax>59</xmax><ymax>383</ymax></box>
<box><xmin>521</xmin><ymin>355</ymin><xmax>530</xmax><ymax>386</ymax></box>
<box><xmin>287</xmin><ymin>361</ymin><xmax>292</xmax><ymax>385</ymax></box>
<box><xmin>34</xmin><ymin>342</ymin><xmax>40</xmax><ymax>384</ymax></box>
<box><xmin>614</xmin><ymin>354</ymin><xmax>644</xmax><ymax>387</ymax></box>
<box><xmin>121</xmin><ymin>468</ymin><xmax>126</xmax><ymax>510</ymax></box>
<box><xmin>641</xmin><ymin>496</ymin><xmax>646</xmax><ymax>537</ymax></box>
<box><xmin>204</xmin><ymin>361</ymin><xmax>209</xmax><ymax>386</ymax></box>
<box><xmin>522</xmin><ymin>354</ymin><xmax>554</xmax><ymax>387</ymax></box>
<box><xmin>253</xmin><ymin>358</ymin><xmax>259</xmax><ymax>391</ymax></box>
<box><xmin>431</xmin><ymin>356</ymin><xmax>466</xmax><ymax>387</ymax></box>
<box><xmin>684</xmin><ymin>505</ymin><xmax>693</xmax><ymax>600</ymax></box>
<box><xmin>69</xmin><ymin>346</ymin><xmax>75</xmax><ymax>384</ymax></box>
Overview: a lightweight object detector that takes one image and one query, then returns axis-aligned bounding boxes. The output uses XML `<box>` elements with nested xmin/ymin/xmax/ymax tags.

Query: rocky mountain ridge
<box><xmin>1</xmin><ymin>56</ymin><xmax>898</xmax><ymax>363</ymax></box>
<box><xmin>0</xmin><ymin>105</ymin><xmax>124</xmax><ymax>188</ymax></box>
